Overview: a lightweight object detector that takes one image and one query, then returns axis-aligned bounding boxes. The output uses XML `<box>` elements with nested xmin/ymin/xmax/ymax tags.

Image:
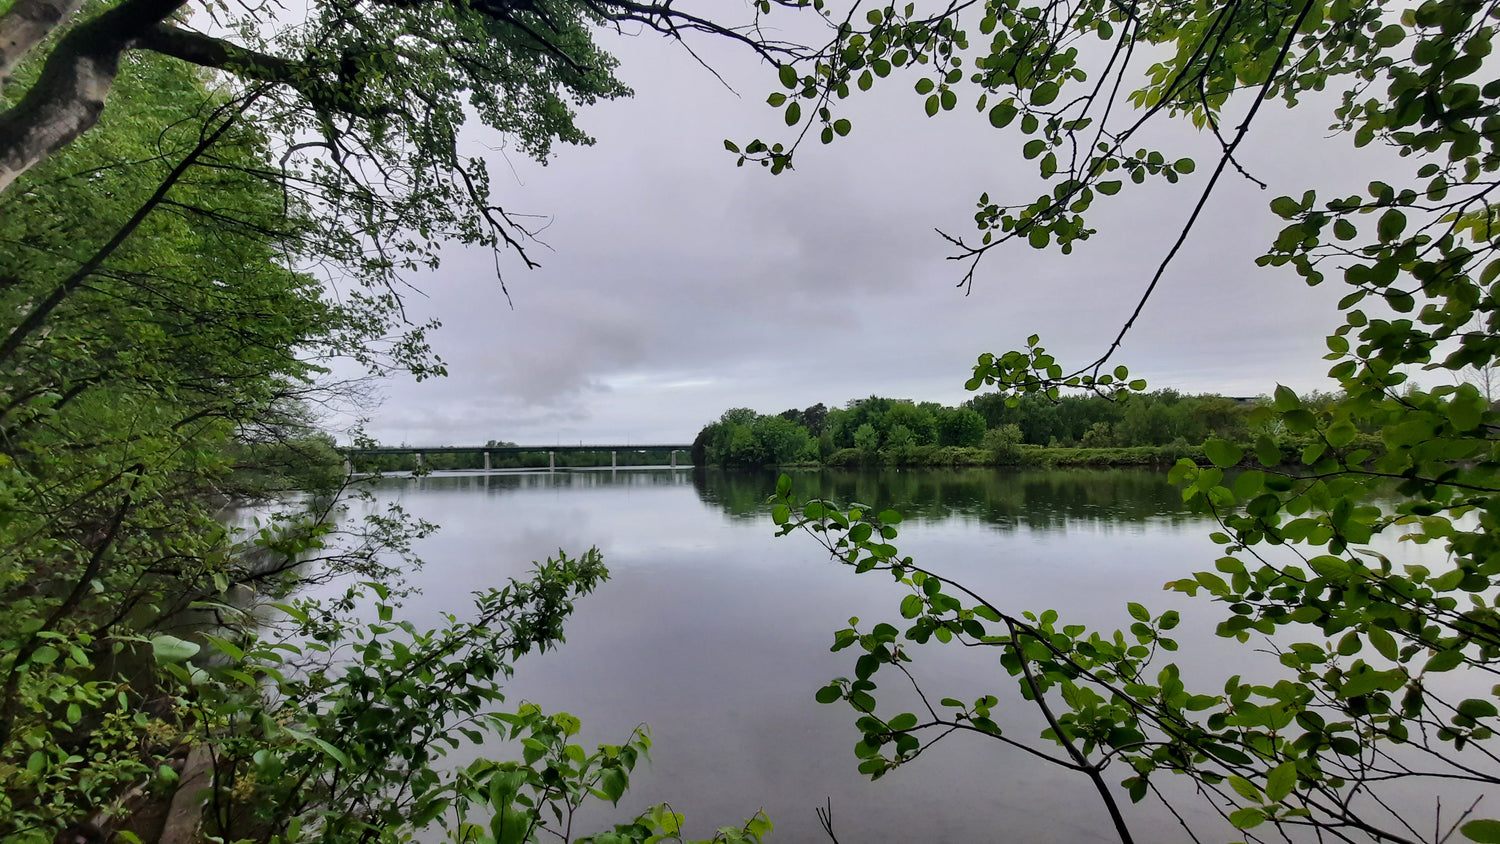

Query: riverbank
<box><xmin>754</xmin><ymin>433</ymin><xmax>1385</xmax><ymax>471</ymax></box>
<box><xmin>778</xmin><ymin>443</ymin><xmax>1209</xmax><ymax>469</ymax></box>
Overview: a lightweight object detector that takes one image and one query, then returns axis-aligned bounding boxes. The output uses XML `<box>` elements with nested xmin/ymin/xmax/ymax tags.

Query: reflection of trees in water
<box><xmin>375</xmin><ymin>467</ymin><xmax>1205</xmax><ymax>533</ymax></box>
<box><xmin>692</xmin><ymin>467</ymin><xmax>1207</xmax><ymax>532</ymax></box>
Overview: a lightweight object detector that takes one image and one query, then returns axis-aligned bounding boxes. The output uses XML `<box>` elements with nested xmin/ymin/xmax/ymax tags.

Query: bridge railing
<box><xmin>342</xmin><ymin>445</ymin><xmax>695</xmax><ymax>473</ymax></box>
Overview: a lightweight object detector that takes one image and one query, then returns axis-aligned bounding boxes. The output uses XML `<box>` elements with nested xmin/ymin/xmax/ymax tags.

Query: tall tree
<box><xmin>0</xmin><ymin>37</ymin><xmax>772</xmax><ymax>844</ymax></box>
<box><xmin>0</xmin><ymin>0</ymin><xmax>826</xmax><ymax>294</ymax></box>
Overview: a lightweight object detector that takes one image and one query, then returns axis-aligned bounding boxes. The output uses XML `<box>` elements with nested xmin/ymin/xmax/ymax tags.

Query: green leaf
<box><xmin>1127</xmin><ymin>602</ymin><xmax>1149</xmax><ymax>622</ymax></box>
<box><xmin>1463</xmin><ymin>820</ymin><xmax>1500</xmax><ymax>843</ymax></box>
<box><xmin>1232</xmin><ymin>470</ymin><xmax>1264</xmax><ymax>499</ymax></box>
<box><xmin>495</xmin><ymin>803</ymin><xmax>531</xmax><ymax>844</ymax></box>
<box><xmin>1230</xmin><ymin>807</ymin><xmax>1265</xmax><ymax>830</ymax></box>
<box><xmin>598</xmin><ymin>767</ymin><xmax>627</xmax><ymax>805</ymax></box>
<box><xmin>1193</xmin><ymin>571</ymin><xmax>1229</xmax><ymax>595</ymax></box>
<box><xmin>1337</xmin><ymin>631</ymin><xmax>1362</xmax><ymax>656</ymax></box>
<box><xmin>1204</xmin><ymin>439</ymin><xmax>1243</xmax><ymax>468</ymax></box>
<box><xmin>1273</xmin><ymin>385</ymin><xmax>1300</xmax><ymax>410</ymax></box>
<box><xmin>1228</xmin><ymin>775</ymin><xmax>1261</xmax><ymax>801</ymax></box>
<box><xmin>1265</xmin><ymin>761</ymin><xmax>1296</xmax><ymax>802</ymax></box>
<box><xmin>1203</xmin><ymin>742</ymin><xmax>1252</xmax><ymax>765</ymax></box>
<box><xmin>304</xmin><ymin>735</ymin><xmax>351</xmax><ymax>768</ymax></box>
<box><xmin>1031</xmin><ymin>81</ymin><xmax>1059</xmax><ymax>106</ymax></box>
<box><xmin>778</xmin><ymin>64</ymin><xmax>798</xmax><ymax>89</ymax></box>
<box><xmin>150</xmin><ymin>634</ymin><xmax>200</xmax><ymax>663</ymax></box>
<box><xmin>1374</xmin><ymin>24</ymin><xmax>1406</xmax><ymax>48</ymax></box>
<box><xmin>1369</xmin><ymin>627</ymin><xmax>1398</xmax><ymax>661</ymax></box>
<box><xmin>1427</xmin><ymin>649</ymin><xmax>1465</xmax><ymax>673</ymax></box>
<box><xmin>887</xmin><ymin>712</ymin><xmax>917</xmax><ymax>731</ymax></box>
<box><xmin>1307</xmin><ymin>556</ymin><xmax>1350</xmax><ymax>579</ymax></box>
<box><xmin>1458</xmin><ymin>698</ymin><xmax>1498</xmax><ymax>720</ymax></box>
<box><xmin>1338</xmin><ymin>667</ymin><xmax>1390</xmax><ymax>697</ymax></box>
<box><xmin>900</xmin><ymin>594</ymin><xmax>923</xmax><ymax>618</ymax></box>
<box><xmin>1377</xmin><ymin>209</ymin><xmax>1406</xmax><ymax>241</ymax></box>
<box><xmin>1270</xmin><ymin>196</ymin><xmax>1301</xmax><ymax>218</ymax></box>
<box><xmin>785</xmin><ymin>101</ymin><xmax>802</xmax><ymax>126</ymax></box>
<box><xmin>988</xmin><ymin>101</ymin><xmax>1017</xmax><ymax>128</ymax></box>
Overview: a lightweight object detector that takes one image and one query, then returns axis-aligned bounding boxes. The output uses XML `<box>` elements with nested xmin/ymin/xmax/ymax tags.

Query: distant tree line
<box><xmin>693</xmin><ymin>391</ymin><xmax>1352</xmax><ymax>468</ymax></box>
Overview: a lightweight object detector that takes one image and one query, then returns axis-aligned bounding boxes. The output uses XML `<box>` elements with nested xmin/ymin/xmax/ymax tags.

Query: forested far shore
<box><xmin>691</xmin><ymin>390</ymin><xmax>1377</xmax><ymax>468</ymax></box>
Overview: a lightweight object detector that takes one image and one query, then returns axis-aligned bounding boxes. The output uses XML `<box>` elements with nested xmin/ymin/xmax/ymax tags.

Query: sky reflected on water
<box><xmin>349</xmin><ymin>467</ymin><xmax>1456</xmax><ymax>844</ymax></box>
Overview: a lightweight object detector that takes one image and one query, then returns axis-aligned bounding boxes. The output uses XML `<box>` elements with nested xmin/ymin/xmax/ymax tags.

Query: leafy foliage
<box><xmin>746</xmin><ymin>0</ymin><xmax>1500</xmax><ymax>840</ymax></box>
<box><xmin>0</xmin><ymin>32</ymin><xmax>750</xmax><ymax>844</ymax></box>
<box><xmin>155</xmin><ymin>549</ymin><xmax>771</xmax><ymax>844</ymax></box>
<box><xmin>695</xmin><ymin>391</ymin><xmax>1269</xmax><ymax>467</ymax></box>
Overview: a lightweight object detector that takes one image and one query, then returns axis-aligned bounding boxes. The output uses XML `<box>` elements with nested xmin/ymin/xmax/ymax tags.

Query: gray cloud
<box><xmin>344</xmin><ymin>25</ymin><xmax>1364</xmax><ymax>446</ymax></box>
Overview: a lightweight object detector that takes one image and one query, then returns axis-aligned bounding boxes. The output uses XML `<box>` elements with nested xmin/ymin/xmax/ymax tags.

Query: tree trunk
<box><xmin>0</xmin><ymin>0</ymin><xmax>86</xmax><ymax>89</ymax></box>
<box><xmin>0</xmin><ymin>0</ymin><xmax>185</xmax><ymax>194</ymax></box>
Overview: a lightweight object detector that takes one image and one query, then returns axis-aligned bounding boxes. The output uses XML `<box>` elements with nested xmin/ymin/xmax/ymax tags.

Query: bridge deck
<box><xmin>347</xmin><ymin>444</ymin><xmax>692</xmax><ymax>456</ymax></box>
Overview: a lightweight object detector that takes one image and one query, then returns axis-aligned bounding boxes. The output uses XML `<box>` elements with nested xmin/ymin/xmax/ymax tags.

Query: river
<box><xmin>338</xmin><ymin>466</ymin><xmax>1455</xmax><ymax>844</ymax></box>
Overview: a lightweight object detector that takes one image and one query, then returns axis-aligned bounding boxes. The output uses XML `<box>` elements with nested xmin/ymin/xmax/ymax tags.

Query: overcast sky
<box><xmin>334</xmin><ymin>15</ymin><xmax>1383</xmax><ymax>447</ymax></box>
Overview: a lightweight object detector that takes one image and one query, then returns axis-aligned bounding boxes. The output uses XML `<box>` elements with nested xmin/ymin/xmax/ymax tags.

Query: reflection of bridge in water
<box><xmin>344</xmin><ymin>444</ymin><xmax>694</xmax><ymax>472</ymax></box>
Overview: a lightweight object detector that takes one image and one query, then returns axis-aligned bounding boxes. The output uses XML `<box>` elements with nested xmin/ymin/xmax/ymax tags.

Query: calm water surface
<box><xmin>348</xmin><ymin>467</ymin><xmax>1417</xmax><ymax>843</ymax></box>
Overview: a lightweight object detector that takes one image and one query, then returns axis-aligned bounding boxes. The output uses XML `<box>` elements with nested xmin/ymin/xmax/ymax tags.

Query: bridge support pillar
<box><xmin>548</xmin><ymin>451</ymin><xmax>555</xmax><ymax>472</ymax></box>
<box><xmin>611</xmin><ymin>451</ymin><xmax>617</xmax><ymax>470</ymax></box>
<box><xmin>670</xmin><ymin>450</ymin><xmax>677</xmax><ymax>470</ymax></box>
<box><xmin>344</xmin><ymin>457</ymin><xmax>353</xmax><ymax>475</ymax></box>
<box><xmin>484</xmin><ymin>451</ymin><xmax>491</xmax><ymax>472</ymax></box>
<box><xmin>416</xmin><ymin>452</ymin><xmax>424</xmax><ymax>471</ymax></box>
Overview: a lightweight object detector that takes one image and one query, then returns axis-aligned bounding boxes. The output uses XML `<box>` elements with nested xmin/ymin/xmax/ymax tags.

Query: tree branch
<box><xmin>0</xmin><ymin>0</ymin><xmax>187</xmax><ymax>192</ymax></box>
<box><xmin>0</xmin><ymin>96</ymin><xmax>248</xmax><ymax>366</ymax></box>
<box><xmin>133</xmin><ymin>24</ymin><xmax>404</xmax><ymax>120</ymax></box>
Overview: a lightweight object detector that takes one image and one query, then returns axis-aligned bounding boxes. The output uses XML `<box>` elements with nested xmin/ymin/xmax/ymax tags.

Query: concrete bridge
<box><xmin>344</xmin><ymin>443</ymin><xmax>694</xmax><ymax>472</ymax></box>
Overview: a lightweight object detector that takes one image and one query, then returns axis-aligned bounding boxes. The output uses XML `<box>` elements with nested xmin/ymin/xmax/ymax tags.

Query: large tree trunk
<box><xmin>0</xmin><ymin>0</ymin><xmax>185</xmax><ymax>194</ymax></box>
<box><xmin>0</xmin><ymin>0</ymin><xmax>87</xmax><ymax>89</ymax></box>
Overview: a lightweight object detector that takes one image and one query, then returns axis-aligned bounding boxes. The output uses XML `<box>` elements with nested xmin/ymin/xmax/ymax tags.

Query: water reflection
<box><xmin>395</xmin><ymin>465</ymin><xmax>1202</xmax><ymax>534</ymax></box>
<box><xmin>403</xmin><ymin>466</ymin><xmax>697</xmax><ymax>494</ymax></box>
<box><xmin>691</xmin><ymin>466</ymin><xmax>1199</xmax><ymax>532</ymax></box>
<box><xmin>360</xmin><ymin>467</ymin><xmax>1244</xmax><ymax>844</ymax></box>
<box><xmin>362</xmin><ymin>467</ymin><xmax>1463</xmax><ymax>844</ymax></box>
